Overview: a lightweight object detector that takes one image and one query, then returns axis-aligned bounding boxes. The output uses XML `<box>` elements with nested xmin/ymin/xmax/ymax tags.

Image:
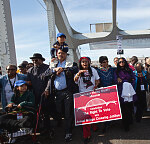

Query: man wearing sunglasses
<box><xmin>0</xmin><ymin>65</ymin><xmax>26</xmax><ymax>111</ymax></box>
<box><xmin>26</xmin><ymin>53</ymin><xmax>54</xmax><ymax>137</ymax></box>
<box><xmin>129</xmin><ymin>56</ymin><xmax>138</xmax><ymax>71</ymax></box>
<box><xmin>26</xmin><ymin>53</ymin><xmax>49</xmax><ymax>106</ymax></box>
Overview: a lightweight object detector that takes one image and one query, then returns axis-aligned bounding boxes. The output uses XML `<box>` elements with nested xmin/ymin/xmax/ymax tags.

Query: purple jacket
<box><xmin>114</xmin><ymin>69</ymin><xmax>137</xmax><ymax>103</ymax></box>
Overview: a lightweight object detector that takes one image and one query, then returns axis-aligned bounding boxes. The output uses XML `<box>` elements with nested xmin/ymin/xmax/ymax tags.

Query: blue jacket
<box><xmin>51</xmin><ymin>41</ymin><xmax>68</xmax><ymax>58</ymax></box>
<box><xmin>0</xmin><ymin>73</ymin><xmax>26</xmax><ymax>111</ymax></box>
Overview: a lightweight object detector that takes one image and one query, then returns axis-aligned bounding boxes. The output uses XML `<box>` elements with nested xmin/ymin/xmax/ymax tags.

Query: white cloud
<box><xmin>118</xmin><ymin>8</ymin><xmax>150</xmax><ymax>20</ymax></box>
<box><xmin>15</xmin><ymin>41</ymin><xmax>50</xmax><ymax>64</ymax></box>
<box><xmin>62</xmin><ymin>0</ymin><xmax>110</xmax><ymax>10</ymax></box>
<box><xmin>66</xmin><ymin>7</ymin><xmax>150</xmax><ymax>25</ymax></box>
<box><xmin>66</xmin><ymin>9</ymin><xmax>112</xmax><ymax>23</ymax></box>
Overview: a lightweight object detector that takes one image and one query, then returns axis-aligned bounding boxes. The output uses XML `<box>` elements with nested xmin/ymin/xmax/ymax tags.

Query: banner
<box><xmin>116</xmin><ymin>35</ymin><xmax>124</xmax><ymax>55</ymax></box>
<box><xmin>74</xmin><ymin>85</ymin><xmax>122</xmax><ymax>126</ymax></box>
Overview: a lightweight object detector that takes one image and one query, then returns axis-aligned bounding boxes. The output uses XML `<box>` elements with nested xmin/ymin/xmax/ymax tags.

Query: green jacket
<box><xmin>11</xmin><ymin>90</ymin><xmax>35</xmax><ymax>111</ymax></box>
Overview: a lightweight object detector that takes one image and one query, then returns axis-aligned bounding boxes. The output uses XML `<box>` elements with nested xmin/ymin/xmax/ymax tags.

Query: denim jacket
<box><xmin>0</xmin><ymin>73</ymin><xmax>26</xmax><ymax>111</ymax></box>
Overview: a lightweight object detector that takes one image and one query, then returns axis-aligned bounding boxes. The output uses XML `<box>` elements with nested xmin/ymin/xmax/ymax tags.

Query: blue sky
<box><xmin>9</xmin><ymin>0</ymin><xmax>150</xmax><ymax>65</ymax></box>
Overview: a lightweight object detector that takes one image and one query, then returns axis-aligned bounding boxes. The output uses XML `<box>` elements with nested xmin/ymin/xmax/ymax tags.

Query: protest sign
<box><xmin>74</xmin><ymin>85</ymin><xmax>122</xmax><ymax>126</ymax></box>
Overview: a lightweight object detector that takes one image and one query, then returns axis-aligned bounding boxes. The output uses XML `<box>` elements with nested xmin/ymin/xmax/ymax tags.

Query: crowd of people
<box><xmin>0</xmin><ymin>33</ymin><xmax>150</xmax><ymax>144</ymax></box>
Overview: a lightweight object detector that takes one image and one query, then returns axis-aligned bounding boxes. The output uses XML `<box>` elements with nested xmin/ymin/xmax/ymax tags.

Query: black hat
<box><xmin>30</xmin><ymin>53</ymin><xmax>45</xmax><ymax>61</ymax></box>
<box><xmin>18</xmin><ymin>63</ymin><xmax>27</xmax><ymax>68</ymax></box>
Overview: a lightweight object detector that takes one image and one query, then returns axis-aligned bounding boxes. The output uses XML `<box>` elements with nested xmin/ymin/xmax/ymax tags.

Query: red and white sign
<box><xmin>74</xmin><ymin>85</ymin><xmax>122</xmax><ymax>126</ymax></box>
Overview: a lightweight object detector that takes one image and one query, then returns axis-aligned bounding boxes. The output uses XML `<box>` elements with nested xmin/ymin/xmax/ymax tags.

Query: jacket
<box><xmin>114</xmin><ymin>68</ymin><xmax>136</xmax><ymax>103</ymax></box>
<box><xmin>45</xmin><ymin>61</ymin><xmax>78</xmax><ymax>96</ymax></box>
<box><xmin>11</xmin><ymin>90</ymin><xmax>35</xmax><ymax>112</ymax></box>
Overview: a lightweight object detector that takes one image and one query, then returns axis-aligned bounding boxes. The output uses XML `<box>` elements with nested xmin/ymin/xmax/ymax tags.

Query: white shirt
<box><xmin>5</xmin><ymin>75</ymin><xmax>18</xmax><ymax>104</ymax></box>
<box><xmin>75</xmin><ymin>67</ymin><xmax>100</xmax><ymax>93</ymax></box>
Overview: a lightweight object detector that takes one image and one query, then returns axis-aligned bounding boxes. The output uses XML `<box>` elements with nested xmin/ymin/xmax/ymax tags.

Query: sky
<box><xmin>9</xmin><ymin>0</ymin><xmax>150</xmax><ymax>65</ymax></box>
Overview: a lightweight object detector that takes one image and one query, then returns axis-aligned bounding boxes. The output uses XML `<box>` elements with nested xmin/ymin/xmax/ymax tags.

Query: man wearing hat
<box><xmin>51</xmin><ymin>33</ymin><xmax>68</xmax><ymax>62</ymax></box>
<box><xmin>26</xmin><ymin>53</ymin><xmax>53</xmax><ymax>135</ymax></box>
<box><xmin>26</xmin><ymin>53</ymin><xmax>49</xmax><ymax>106</ymax></box>
<box><xmin>45</xmin><ymin>48</ymin><xmax>78</xmax><ymax>142</ymax></box>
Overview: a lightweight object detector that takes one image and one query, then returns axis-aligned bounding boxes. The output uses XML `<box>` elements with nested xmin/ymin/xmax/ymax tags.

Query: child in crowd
<box><xmin>51</xmin><ymin>33</ymin><xmax>68</xmax><ymax>62</ymax></box>
<box><xmin>0</xmin><ymin>80</ymin><xmax>35</xmax><ymax>132</ymax></box>
<box><xmin>74</xmin><ymin>57</ymin><xmax>100</xmax><ymax>144</ymax></box>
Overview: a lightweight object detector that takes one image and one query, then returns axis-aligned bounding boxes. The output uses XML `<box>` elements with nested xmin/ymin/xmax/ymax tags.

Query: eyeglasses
<box><xmin>119</xmin><ymin>61</ymin><xmax>125</xmax><ymax>64</ymax></box>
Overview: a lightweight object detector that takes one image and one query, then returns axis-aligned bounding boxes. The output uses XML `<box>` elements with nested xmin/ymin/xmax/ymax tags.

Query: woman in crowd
<box><xmin>114</xmin><ymin>57</ymin><xmax>136</xmax><ymax>131</ymax></box>
<box><xmin>74</xmin><ymin>57</ymin><xmax>100</xmax><ymax>144</ymax></box>
<box><xmin>96</xmin><ymin>56</ymin><xmax>115</xmax><ymax>133</ymax></box>
<box><xmin>97</xmin><ymin>56</ymin><xmax>115</xmax><ymax>87</ymax></box>
<box><xmin>134</xmin><ymin>63</ymin><xmax>148</xmax><ymax>122</ymax></box>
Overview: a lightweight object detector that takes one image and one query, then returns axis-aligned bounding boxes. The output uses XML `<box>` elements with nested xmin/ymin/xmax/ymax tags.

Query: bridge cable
<box><xmin>35</xmin><ymin>0</ymin><xmax>47</xmax><ymax>11</ymax></box>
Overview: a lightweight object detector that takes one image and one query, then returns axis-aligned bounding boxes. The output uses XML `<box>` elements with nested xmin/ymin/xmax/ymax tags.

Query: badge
<box><xmin>141</xmin><ymin>85</ymin><xmax>145</xmax><ymax>91</ymax></box>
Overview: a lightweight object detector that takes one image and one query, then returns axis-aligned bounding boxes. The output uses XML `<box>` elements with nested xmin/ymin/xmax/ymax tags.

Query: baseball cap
<box><xmin>14</xmin><ymin>80</ymin><xmax>26</xmax><ymax>87</ymax></box>
<box><xmin>57</xmin><ymin>33</ymin><xmax>66</xmax><ymax>38</ymax></box>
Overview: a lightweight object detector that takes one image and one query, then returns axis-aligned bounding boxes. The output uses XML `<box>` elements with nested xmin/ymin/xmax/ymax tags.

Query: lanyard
<box><xmin>8</xmin><ymin>76</ymin><xmax>16</xmax><ymax>91</ymax></box>
<box><xmin>140</xmin><ymin>77</ymin><xmax>143</xmax><ymax>84</ymax></box>
<box><xmin>137</xmin><ymin>73</ymin><xmax>143</xmax><ymax>84</ymax></box>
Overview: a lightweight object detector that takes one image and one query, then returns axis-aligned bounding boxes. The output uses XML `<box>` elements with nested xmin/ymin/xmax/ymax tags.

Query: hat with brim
<box><xmin>30</xmin><ymin>53</ymin><xmax>45</xmax><ymax>61</ymax></box>
<box><xmin>18</xmin><ymin>63</ymin><xmax>27</xmax><ymax>68</ymax></box>
<box><xmin>14</xmin><ymin>80</ymin><xmax>27</xmax><ymax>87</ymax></box>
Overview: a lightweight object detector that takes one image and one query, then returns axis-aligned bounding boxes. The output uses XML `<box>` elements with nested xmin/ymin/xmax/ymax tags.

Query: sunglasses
<box><xmin>119</xmin><ymin>61</ymin><xmax>125</xmax><ymax>64</ymax></box>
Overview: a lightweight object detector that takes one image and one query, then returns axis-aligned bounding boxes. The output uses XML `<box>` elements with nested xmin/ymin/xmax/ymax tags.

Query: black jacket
<box><xmin>45</xmin><ymin>61</ymin><xmax>79</xmax><ymax>96</ymax></box>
